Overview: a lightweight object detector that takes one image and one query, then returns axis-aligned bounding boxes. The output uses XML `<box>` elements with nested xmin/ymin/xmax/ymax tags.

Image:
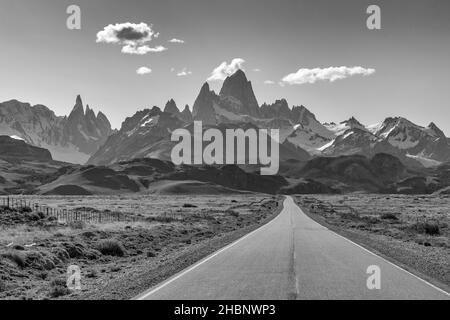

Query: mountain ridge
<box><xmin>0</xmin><ymin>96</ymin><xmax>113</xmax><ymax>164</ymax></box>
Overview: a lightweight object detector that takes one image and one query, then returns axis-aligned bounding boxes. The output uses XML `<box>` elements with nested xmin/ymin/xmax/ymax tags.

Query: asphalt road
<box><xmin>136</xmin><ymin>196</ymin><xmax>449</xmax><ymax>300</ymax></box>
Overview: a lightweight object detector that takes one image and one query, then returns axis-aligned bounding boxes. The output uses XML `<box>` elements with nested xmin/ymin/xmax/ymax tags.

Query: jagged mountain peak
<box><xmin>341</xmin><ymin>116</ymin><xmax>364</xmax><ymax>127</ymax></box>
<box><xmin>291</xmin><ymin>104</ymin><xmax>319</xmax><ymax>125</ymax></box>
<box><xmin>0</xmin><ymin>96</ymin><xmax>112</xmax><ymax>164</ymax></box>
<box><xmin>219</xmin><ymin>69</ymin><xmax>259</xmax><ymax>117</ymax></box>
<box><xmin>75</xmin><ymin>94</ymin><xmax>83</xmax><ymax>106</ymax></box>
<box><xmin>192</xmin><ymin>82</ymin><xmax>218</xmax><ymax>125</ymax></box>
<box><xmin>200</xmin><ymin>82</ymin><xmax>212</xmax><ymax>94</ymax></box>
<box><xmin>180</xmin><ymin>104</ymin><xmax>193</xmax><ymax>122</ymax></box>
<box><xmin>70</xmin><ymin>95</ymin><xmax>85</xmax><ymax>118</ymax></box>
<box><xmin>164</xmin><ymin>99</ymin><xmax>179</xmax><ymax>114</ymax></box>
<box><xmin>97</xmin><ymin>111</ymin><xmax>107</xmax><ymax>120</ymax></box>
<box><xmin>427</xmin><ymin>122</ymin><xmax>445</xmax><ymax>138</ymax></box>
<box><xmin>260</xmin><ymin>99</ymin><xmax>291</xmax><ymax>119</ymax></box>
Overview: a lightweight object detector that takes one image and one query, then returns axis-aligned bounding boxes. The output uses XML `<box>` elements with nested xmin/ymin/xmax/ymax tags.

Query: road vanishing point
<box><xmin>136</xmin><ymin>196</ymin><xmax>449</xmax><ymax>300</ymax></box>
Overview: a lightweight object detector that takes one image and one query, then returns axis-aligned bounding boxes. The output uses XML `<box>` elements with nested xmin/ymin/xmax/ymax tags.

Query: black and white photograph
<box><xmin>0</xmin><ymin>0</ymin><xmax>449</xmax><ymax>311</ymax></box>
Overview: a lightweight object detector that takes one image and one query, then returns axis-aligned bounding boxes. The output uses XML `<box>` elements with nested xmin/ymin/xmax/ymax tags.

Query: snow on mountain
<box><xmin>86</xmin><ymin>69</ymin><xmax>450</xmax><ymax>168</ymax></box>
<box><xmin>321</xmin><ymin>116</ymin><xmax>450</xmax><ymax>166</ymax></box>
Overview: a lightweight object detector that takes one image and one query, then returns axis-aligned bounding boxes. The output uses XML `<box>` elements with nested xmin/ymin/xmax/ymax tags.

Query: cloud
<box><xmin>122</xmin><ymin>45</ymin><xmax>167</xmax><ymax>55</ymax></box>
<box><xmin>281</xmin><ymin>66</ymin><xmax>376</xmax><ymax>85</ymax></box>
<box><xmin>264</xmin><ymin>80</ymin><xmax>275</xmax><ymax>85</ymax></box>
<box><xmin>96</xmin><ymin>22</ymin><xmax>165</xmax><ymax>55</ymax></box>
<box><xmin>253</xmin><ymin>68</ymin><xmax>261</xmax><ymax>72</ymax></box>
<box><xmin>177</xmin><ymin>68</ymin><xmax>192</xmax><ymax>77</ymax></box>
<box><xmin>136</xmin><ymin>67</ymin><xmax>152</xmax><ymax>75</ymax></box>
<box><xmin>207</xmin><ymin>58</ymin><xmax>245</xmax><ymax>81</ymax></box>
<box><xmin>169</xmin><ymin>38</ymin><xmax>185</xmax><ymax>44</ymax></box>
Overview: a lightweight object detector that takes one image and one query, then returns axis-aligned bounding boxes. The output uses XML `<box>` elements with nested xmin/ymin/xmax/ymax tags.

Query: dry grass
<box><xmin>296</xmin><ymin>194</ymin><xmax>450</xmax><ymax>286</ymax></box>
<box><xmin>0</xmin><ymin>194</ymin><xmax>279</xmax><ymax>300</ymax></box>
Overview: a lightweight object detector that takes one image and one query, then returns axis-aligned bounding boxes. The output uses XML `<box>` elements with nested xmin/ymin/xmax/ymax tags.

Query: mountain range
<box><xmin>0</xmin><ymin>95</ymin><xmax>112</xmax><ymax>164</ymax></box>
<box><xmin>87</xmin><ymin>69</ymin><xmax>450</xmax><ymax>169</ymax></box>
<box><xmin>1</xmin><ymin>69</ymin><xmax>450</xmax><ymax>195</ymax></box>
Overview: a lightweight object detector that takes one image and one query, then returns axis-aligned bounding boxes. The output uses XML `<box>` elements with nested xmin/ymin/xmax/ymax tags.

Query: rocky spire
<box><xmin>180</xmin><ymin>104</ymin><xmax>193</xmax><ymax>122</ymax></box>
<box><xmin>164</xmin><ymin>99</ymin><xmax>179</xmax><ymax>114</ymax></box>
<box><xmin>260</xmin><ymin>99</ymin><xmax>291</xmax><ymax>119</ymax></box>
<box><xmin>428</xmin><ymin>122</ymin><xmax>445</xmax><ymax>138</ymax></box>
<box><xmin>219</xmin><ymin>69</ymin><xmax>260</xmax><ymax>117</ymax></box>
<box><xmin>192</xmin><ymin>82</ymin><xmax>217</xmax><ymax>125</ymax></box>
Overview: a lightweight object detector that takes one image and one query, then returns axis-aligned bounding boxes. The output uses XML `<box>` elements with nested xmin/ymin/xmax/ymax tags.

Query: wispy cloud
<box><xmin>122</xmin><ymin>45</ymin><xmax>167</xmax><ymax>55</ymax></box>
<box><xmin>207</xmin><ymin>58</ymin><xmax>245</xmax><ymax>81</ymax></box>
<box><xmin>177</xmin><ymin>68</ymin><xmax>192</xmax><ymax>77</ymax></box>
<box><xmin>96</xmin><ymin>22</ymin><xmax>166</xmax><ymax>55</ymax></box>
<box><xmin>168</xmin><ymin>38</ymin><xmax>185</xmax><ymax>44</ymax></box>
<box><xmin>136</xmin><ymin>67</ymin><xmax>152</xmax><ymax>75</ymax></box>
<box><xmin>264</xmin><ymin>80</ymin><xmax>275</xmax><ymax>85</ymax></box>
<box><xmin>253</xmin><ymin>68</ymin><xmax>261</xmax><ymax>72</ymax></box>
<box><xmin>281</xmin><ymin>66</ymin><xmax>376</xmax><ymax>85</ymax></box>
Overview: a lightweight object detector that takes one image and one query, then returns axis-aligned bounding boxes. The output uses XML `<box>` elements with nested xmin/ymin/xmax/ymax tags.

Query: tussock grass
<box><xmin>97</xmin><ymin>239</ymin><xmax>126</xmax><ymax>257</ymax></box>
<box><xmin>1</xmin><ymin>251</ymin><xmax>26</xmax><ymax>268</ymax></box>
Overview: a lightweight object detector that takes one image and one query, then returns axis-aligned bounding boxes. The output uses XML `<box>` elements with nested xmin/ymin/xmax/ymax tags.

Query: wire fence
<box><xmin>1</xmin><ymin>196</ymin><xmax>136</xmax><ymax>223</ymax></box>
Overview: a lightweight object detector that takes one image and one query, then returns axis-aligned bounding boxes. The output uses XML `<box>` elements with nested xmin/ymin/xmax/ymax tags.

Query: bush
<box><xmin>183</xmin><ymin>203</ymin><xmax>197</xmax><ymax>208</ymax></box>
<box><xmin>96</xmin><ymin>239</ymin><xmax>126</xmax><ymax>257</ymax></box>
<box><xmin>68</xmin><ymin>221</ymin><xmax>86</xmax><ymax>229</ymax></box>
<box><xmin>424</xmin><ymin>222</ymin><xmax>440</xmax><ymax>235</ymax></box>
<box><xmin>85</xmin><ymin>269</ymin><xmax>98</xmax><ymax>278</ymax></box>
<box><xmin>146</xmin><ymin>215</ymin><xmax>177</xmax><ymax>223</ymax></box>
<box><xmin>225</xmin><ymin>209</ymin><xmax>239</xmax><ymax>217</ymax></box>
<box><xmin>381</xmin><ymin>213</ymin><xmax>398</xmax><ymax>220</ymax></box>
<box><xmin>0</xmin><ymin>279</ymin><xmax>6</xmax><ymax>292</ymax></box>
<box><xmin>414</xmin><ymin>222</ymin><xmax>440</xmax><ymax>235</ymax></box>
<box><xmin>2</xmin><ymin>251</ymin><xmax>26</xmax><ymax>268</ymax></box>
<box><xmin>47</xmin><ymin>277</ymin><xmax>70</xmax><ymax>298</ymax></box>
<box><xmin>146</xmin><ymin>250</ymin><xmax>156</xmax><ymax>258</ymax></box>
<box><xmin>19</xmin><ymin>206</ymin><xmax>32</xmax><ymax>213</ymax></box>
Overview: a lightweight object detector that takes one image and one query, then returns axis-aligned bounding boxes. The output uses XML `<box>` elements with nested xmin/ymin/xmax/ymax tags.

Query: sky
<box><xmin>0</xmin><ymin>0</ymin><xmax>449</xmax><ymax>134</ymax></box>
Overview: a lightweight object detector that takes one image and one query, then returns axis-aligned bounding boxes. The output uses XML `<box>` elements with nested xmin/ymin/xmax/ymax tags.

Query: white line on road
<box><xmin>296</xmin><ymin>203</ymin><xmax>450</xmax><ymax>297</ymax></box>
<box><xmin>328</xmin><ymin>227</ymin><xmax>450</xmax><ymax>296</ymax></box>
<box><xmin>135</xmin><ymin>205</ymin><xmax>284</xmax><ymax>300</ymax></box>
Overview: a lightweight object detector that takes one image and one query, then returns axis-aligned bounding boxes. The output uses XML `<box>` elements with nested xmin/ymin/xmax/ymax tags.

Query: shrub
<box><xmin>49</xmin><ymin>285</ymin><xmax>70</xmax><ymax>298</ymax></box>
<box><xmin>2</xmin><ymin>251</ymin><xmax>26</xmax><ymax>268</ymax></box>
<box><xmin>183</xmin><ymin>203</ymin><xmax>197</xmax><ymax>208</ymax></box>
<box><xmin>96</xmin><ymin>239</ymin><xmax>126</xmax><ymax>257</ymax></box>
<box><xmin>19</xmin><ymin>206</ymin><xmax>32</xmax><ymax>213</ymax></box>
<box><xmin>225</xmin><ymin>209</ymin><xmax>239</xmax><ymax>218</ymax></box>
<box><xmin>414</xmin><ymin>222</ymin><xmax>440</xmax><ymax>235</ymax></box>
<box><xmin>50</xmin><ymin>278</ymin><xmax>66</xmax><ymax>287</ymax></box>
<box><xmin>68</xmin><ymin>221</ymin><xmax>86</xmax><ymax>229</ymax></box>
<box><xmin>85</xmin><ymin>269</ymin><xmax>98</xmax><ymax>278</ymax></box>
<box><xmin>146</xmin><ymin>250</ymin><xmax>156</xmax><ymax>258</ymax></box>
<box><xmin>146</xmin><ymin>215</ymin><xmax>177</xmax><ymax>223</ymax></box>
<box><xmin>381</xmin><ymin>213</ymin><xmax>398</xmax><ymax>220</ymax></box>
<box><xmin>423</xmin><ymin>222</ymin><xmax>440</xmax><ymax>235</ymax></box>
<box><xmin>47</xmin><ymin>277</ymin><xmax>70</xmax><ymax>298</ymax></box>
<box><xmin>0</xmin><ymin>279</ymin><xmax>6</xmax><ymax>292</ymax></box>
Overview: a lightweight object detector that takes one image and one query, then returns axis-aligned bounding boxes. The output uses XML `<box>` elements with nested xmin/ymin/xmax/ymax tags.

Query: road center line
<box><xmin>135</xmin><ymin>200</ymin><xmax>285</xmax><ymax>300</ymax></box>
